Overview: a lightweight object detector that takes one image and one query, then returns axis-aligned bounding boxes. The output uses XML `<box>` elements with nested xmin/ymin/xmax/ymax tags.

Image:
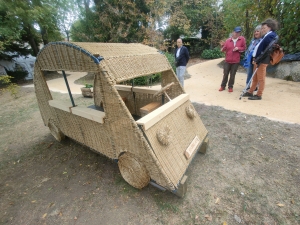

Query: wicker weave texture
<box><xmin>116</xmin><ymin>90</ymin><xmax>136</xmax><ymax>115</ymax></box>
<box><xmin>37</xmin><ymin>42</ymin><xmax>172</xmax><ymax>82</ymax></box>
<box><xmin>73</xmin><ymin>42</ymin><xmax>159</xmax><ymax>57</ymax></box>
<box><xmin>53</xmin><ymin>108</ymin><xmax>116</xmax><ymax>158</ymax></box>
<box><xmin>144</xmin><ymin>100</ymin><xmax>208</xmax><ymax>187</ymax></box>
<box><xmin>37</xmin><ymin>43</ymin><xmax>99</xmax><ymax>72</ymax></box>
<box><xmin>34</xmin><ymin>63</ymin><xmax>56</xmax><ymax>126</ymax></box>
<box><xmin>118</xmin><ymin>152</ymin><xmax>150</xmax><ymax>189</ymax></box>
<box><xmin>104</xmin><ymin>54</ymin><xmax>171</xmax><ymax>83</ymax></box>
<box><xmin>34</xmin><ymin>41</ymin><xmax>206</xmax><ymax>191</ymax></box>
<box><xmin>93</xmin><ymin>72</ymin><xmax>103</xmax><ymax>107</ymax></box>
<box><xmin>97</xmin><ymin>68</ymin><xmax>172</xmax><ymax>189</ymax></box>
<box><xmin>161</xmin><ymin>70</ymin><xmax>184</xmax><ymax>99</ymax></box>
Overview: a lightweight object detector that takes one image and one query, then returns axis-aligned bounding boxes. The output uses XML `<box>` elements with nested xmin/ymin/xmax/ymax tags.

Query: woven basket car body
<box><xmin>34</xmin><ymin>42</ymin><xmax>208</xmax><ymax>197</ymax></box>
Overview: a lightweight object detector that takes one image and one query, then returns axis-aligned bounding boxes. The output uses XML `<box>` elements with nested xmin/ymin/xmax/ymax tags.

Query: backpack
<box><xmin>270</xmin><ymin>43</ymin><xmax>284</xmax><ymax>65</ymax></box>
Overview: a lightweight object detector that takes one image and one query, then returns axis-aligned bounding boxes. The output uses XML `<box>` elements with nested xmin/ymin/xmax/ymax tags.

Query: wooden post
<box><xmin>199</xmin><ymin>137</ymin><xmax>209</xmax><ymax>154</ymax></box>
<box><xmin>175</xmin><ymin>175</ymin><xmax>188</xmax><ymax>198</ymax></box>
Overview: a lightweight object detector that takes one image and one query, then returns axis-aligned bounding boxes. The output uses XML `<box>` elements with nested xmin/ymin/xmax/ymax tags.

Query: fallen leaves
<box><xmin>276</xmin><ymin>203</ymin><xmax>284</xmax><ymax>207</ymax></box>
<box><xmin>205</xmin><ymin>214</ymin><xmax>212</xmax><ymax>221</ymax></box>
<box><xmin>47</xmin><ymin>143</ymin><xmax>53</xmax><ymax>148</ymax></box>
<box><xmin>215</xmin><ymin>197</ymin><xmax>220</xmax><ymax>204</ymax></box>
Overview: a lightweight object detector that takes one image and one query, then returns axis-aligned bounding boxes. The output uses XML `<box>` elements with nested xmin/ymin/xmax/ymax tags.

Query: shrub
<box><xmin>85</xmin><ymin>83</ymin><xmax>93</xmax><ymax>88</ymax></box>
<box><xmin>132</xmin><ymin>73</ymin><xmax>161</xmax><ymax>86</ymax></box>
<box><xmin>164</xmin><ymin>52</ymin><xmax>176</xmax><ymax>72</ymax></box>
<box><xmin>0</xmin><ymin>75</ymin><xmax>20</xmax><ymax>98</ymax></box>
<box><xmin>201</xmin><ymin>48</ymin><xmax>224</xmax><ymax>59</ymax></box>
<box><xmin>124</xmin><ymin>51</ymin><xmax>175</xmax><ymax>86</ymax></box>
<box><xmin>5</xmin><ymin>70</ymin><xmax>28</xmax><ymax>83</ymax></box>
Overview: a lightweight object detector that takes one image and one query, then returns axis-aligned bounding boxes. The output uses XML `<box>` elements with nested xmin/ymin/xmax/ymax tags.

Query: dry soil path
<box><xmin>185</xmin><ymin>58</ymin><xmax>300</xmax><ymax>125</ymax></box>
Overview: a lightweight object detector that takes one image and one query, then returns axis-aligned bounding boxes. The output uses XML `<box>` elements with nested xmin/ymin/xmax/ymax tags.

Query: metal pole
<box><xmin>62</xmin><ymin>70</ymin><xmax>75</xmax><ymax>107</ymax></box>
<box><xmin>161</xmin><ymin>94</ymin><xmax>165</xmax><ymax>105</ymax></box>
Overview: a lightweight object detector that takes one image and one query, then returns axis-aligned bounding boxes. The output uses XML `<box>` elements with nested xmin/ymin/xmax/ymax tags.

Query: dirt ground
<box><xmin>0</xmin><ymin>59</ymin><xmax>300</xmax><ymax>225</ymax></box>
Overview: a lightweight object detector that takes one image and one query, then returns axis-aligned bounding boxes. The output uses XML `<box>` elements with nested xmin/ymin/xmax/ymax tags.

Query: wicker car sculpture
<box><xmin>34</xmin><ymin>42</ymin><xmax>208</xmax><ymax>197</ymax></box>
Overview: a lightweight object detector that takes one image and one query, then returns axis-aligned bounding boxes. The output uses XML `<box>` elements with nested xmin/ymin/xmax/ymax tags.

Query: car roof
<box><xmin>36</xmin><ymin>42</ymin><xmax>172</xmax><ymax>83</ymax></box>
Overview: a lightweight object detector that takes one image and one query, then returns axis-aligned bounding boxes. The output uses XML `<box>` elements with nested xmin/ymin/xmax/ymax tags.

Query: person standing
<box><xmin>219</xmin><ymin>26</ymin><xmax>246</xmax><ymax>92</ymax></box>
<box><xmin>243</xmin><ymin>25</ymin><xmax>262</xmax><ymax>89</ymax></box>
<box><xmin>243</xmin><ymin>18</ymin><xmax>278</xmax><ymax>100</ymax></box>
<box><xmin>175</xmin><ymin>38</ymin><xmax>189</xmax><ymax>87</ymax></box>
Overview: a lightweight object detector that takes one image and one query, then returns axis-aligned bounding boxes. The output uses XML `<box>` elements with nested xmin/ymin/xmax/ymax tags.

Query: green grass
<box><xmin>152</xmin><ymin>192</ymin><xmax>180</xmax><ymax>213</ymax></box>
<box><xmin>114</xmin><ymin>173</ymin><xmax>139</xmax><ymax>195</ymax></box>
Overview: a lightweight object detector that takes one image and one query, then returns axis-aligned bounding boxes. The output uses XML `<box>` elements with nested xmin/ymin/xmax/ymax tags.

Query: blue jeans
<box><xmin>246</xmin><ymin>63</ymin><xmax>254</xmax><ymax>89</ymax></box>
<box><xmin>176</xmin><ymin>66</ymin><xmax>186</xmax><ymax>87</ymax></box>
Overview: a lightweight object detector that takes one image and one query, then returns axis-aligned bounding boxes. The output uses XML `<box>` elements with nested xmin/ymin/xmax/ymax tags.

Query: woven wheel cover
<box><xmin>156</xmin><ymin>125</ymin><xmax>171</xmax><ymax>146</ymax></box>
<box><xmin>186</xmin><ymin>105</ymin><xmax>196</xmax><ymax>119</ymax></box>
<box><xmin>118</xmin><ymin>152</ymin><xmax>150</xmax><ymax>189</ymax></box>
<box><xmin>48</xmin><ymin>119</ymin><xmax>65</xmax><ymax>142</ymax></box>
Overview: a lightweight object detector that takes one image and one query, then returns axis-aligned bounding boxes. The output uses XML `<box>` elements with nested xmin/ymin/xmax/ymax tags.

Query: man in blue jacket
<box><xmin>175</xmin><ymin>38</ymin><xmax>189</xmax><ymax>87</ymax></box>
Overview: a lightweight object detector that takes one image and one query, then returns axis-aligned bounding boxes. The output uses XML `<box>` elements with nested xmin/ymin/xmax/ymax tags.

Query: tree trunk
<box><xmin>23</xmin><ymin>25</ymin><xmax>40</xmax><ymax>56</ymax></box>
<box><xmin>66</xmin><ymin>30</ymin><xmax>70</xmax><ymax>42</ymax></box>
<box><xmin>28</xmin><ymin>37</ymin><xmax>40</xmax><ymax>56</ymax></box>
<box><xmin>41</xmin><ymin>27</ymin><xmax>49</xmax><ymax>45</ymax></box>
<box><xmin>245</xmin><ymin>10</ymin><xmax>249</xmax><ymax>41</ymax></box>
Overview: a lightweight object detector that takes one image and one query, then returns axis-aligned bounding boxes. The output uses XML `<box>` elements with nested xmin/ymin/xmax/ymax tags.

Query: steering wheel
<box><xmin>153</xmin><ymin>82</ymin><xmax>174</xmax><ymax>98</ymax></box>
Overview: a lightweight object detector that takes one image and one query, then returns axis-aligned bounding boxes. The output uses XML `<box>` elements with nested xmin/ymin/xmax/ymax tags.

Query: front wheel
<box><xmin>118</xmin><ymin>152</ymin><xmax>150</xmax><ymax>189</ymax></box>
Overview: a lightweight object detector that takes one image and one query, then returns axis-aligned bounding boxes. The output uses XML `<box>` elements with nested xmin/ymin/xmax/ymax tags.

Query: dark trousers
<box><xmin>221</xmin><ymin>62</ymin><xmax>239</xmax><ymax>88</ymax></box>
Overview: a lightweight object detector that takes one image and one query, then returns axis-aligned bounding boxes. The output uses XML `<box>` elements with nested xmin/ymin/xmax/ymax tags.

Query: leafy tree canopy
<box><xmin>0</xmin><ymin>0</ymin><xmax>64</xmax><ymax>59</ymax></box>
<box><xmin>222</xmin><ymin>0</ymin><xmax>300</xmax><ymax>53</ymax></box>
<box><xmin>1</xmin><ymin>0</ymin><xmax>299</xmax><ymax>60</ymax></box>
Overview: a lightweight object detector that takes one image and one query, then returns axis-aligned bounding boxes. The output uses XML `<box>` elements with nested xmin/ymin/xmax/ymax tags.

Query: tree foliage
<box><xmin>222</xmin><ymin>0</ymin><xmax>300</xmax><ymax>54</ymax></box>
<box><xmin>277</xmin><ymin>0</ymin><xmax>300</xmax><ymax>53</ymax></box>
<box><xmin>1</xmin><ymin>0</ymin><xmax>299</xmax><ymax>59</ymax></box>
<box><xmin>160</xmin><ymin>0</ymin><xmax>226</xmax><ymax>51</ymax></box>
<box><xmin>0</xmin><ymin>0</ymin><xmax>63</xmax><ymax>58</ymax></box>
<box><xmin>71</xmin><ymin>0</ymin><xmax>151</xmax><ymax>43</ymax></box>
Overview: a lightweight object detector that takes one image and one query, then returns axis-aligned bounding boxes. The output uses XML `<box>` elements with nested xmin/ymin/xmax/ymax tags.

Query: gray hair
<box><xmin>255</xmin><ymin>25</ymin><xmax>262</xmax><ymax>31</ymax></box>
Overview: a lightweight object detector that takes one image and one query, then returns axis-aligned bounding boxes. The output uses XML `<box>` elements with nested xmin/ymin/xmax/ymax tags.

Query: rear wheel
<box><xmin>48</xmin><ymin>119</ymin><xmax>65</xmax><ymax>142</ymax></box>
<box><xmin>118</xmin><ymin>152</ymin><xmax>150</xmax><ymax>189</ymax></box>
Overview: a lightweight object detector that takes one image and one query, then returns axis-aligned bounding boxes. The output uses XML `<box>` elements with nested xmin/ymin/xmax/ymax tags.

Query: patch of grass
<box><xmin>114</xmin><ymin>173</ymin><xmax>139</xmax><ymax>195</ymax></box>
<box><xmin>284</xmin><ymin>75</ymin><xmax>294</xmax><ymax>81</ymax></box>
<box><xmin>155</xmin><ymin>200</ymin><xmax>179</xmax><ymax>213</ymax></box>
<box><xmin>269</xmin><ymin>210</ymin><xmax>286</xmax><ymax>224</ymax></box>
<box><xmin>152</xmin><ymin>193</ymin><xmax>180</xmax><ymax>213</ymax></box>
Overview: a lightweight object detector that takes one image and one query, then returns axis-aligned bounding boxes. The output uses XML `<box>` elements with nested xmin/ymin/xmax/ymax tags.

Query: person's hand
<box><xmin>233</xmin><ymin>47</ymin><xmax>238</xmax><ymax>51</ymax></box>
<box><xmin>219</xmin><ymin>40</ymin><xmax>224</xmax><ymax>46</ymax></box>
